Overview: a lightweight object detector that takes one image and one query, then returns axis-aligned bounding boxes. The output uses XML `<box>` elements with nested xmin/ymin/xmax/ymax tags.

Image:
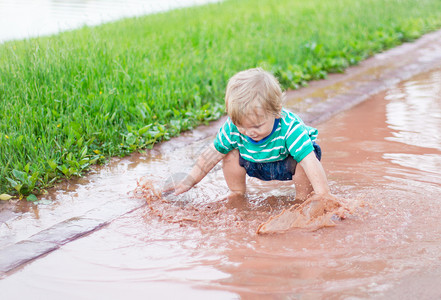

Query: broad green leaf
<box><xmin>126</xmin><ymin>133</ymin><xmax>136</xmax><ymax>145</ymax></box>
<box><xmin>47</xmin><ymin>159</ymin><xmax>58</xmax><ymax>170</ymax></box>
<box><xmin>12</xmin><ymin>169</ymin><xmax>27</xmax><ymax>183</ymax></box>
<box><xmin>138</xmin><ymin>124</ymin><xmax>152</xmax><ymax>135</ymax></box>
<box><xmin>6</xmin><ymin>177</ymin><xmax>18</xmax><ymax>187</ymax></box>
<box><xmin>0</xmin><ymin>194</ymin><xmax>13</xmax><ymax>201</ymax></box>
<box><xmin>24</xmin><ymin>163</ymin><xmax>31</xmax><ymax>173</ymax></box>
<box><xmin>80</xmin><ymin>146</ymin><xmax>88</xmax><ymax>158</ymax></box>
<box><xmin>26</xmin><ymin>194</ymin><xmax>38</xmax><ymax>202</ymax></box>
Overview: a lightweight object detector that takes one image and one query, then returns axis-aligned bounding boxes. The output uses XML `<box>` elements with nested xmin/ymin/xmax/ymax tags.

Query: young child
<box><xmin>169</xmin><ymin>67</ymin><xmax>335</xmax><ymax>203</ymax></box>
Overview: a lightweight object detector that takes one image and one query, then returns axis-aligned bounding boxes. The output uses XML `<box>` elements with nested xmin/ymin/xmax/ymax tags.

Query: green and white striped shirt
<box><xmin>213</xmin><ymin>109</ymin><xmax>318</xmax><ymax>163</ymax></box>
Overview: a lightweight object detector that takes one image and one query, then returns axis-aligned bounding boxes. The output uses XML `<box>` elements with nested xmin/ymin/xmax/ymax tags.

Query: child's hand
<box><xmin>304</xmin><ymin>193</ymin><xmax>349</xmax><ymax>219</ymax></box>
<box><xmin>305</xmin><ymin>193</ymin><xmax>339</xmax><ymax>206</ymax></box>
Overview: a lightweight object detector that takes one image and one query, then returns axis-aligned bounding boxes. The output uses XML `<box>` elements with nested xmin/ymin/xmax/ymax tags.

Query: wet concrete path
<box><xmin>1</xmin><ymin>29</ymin><xmax>441</xmax><ymax>298</ymax></box>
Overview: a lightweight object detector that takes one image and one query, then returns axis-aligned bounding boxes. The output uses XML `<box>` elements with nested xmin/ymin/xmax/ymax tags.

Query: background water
<box><xmin>0</xmin><ymin>0</ymin><xmax>221</xmax><ymax>44</ymax></box>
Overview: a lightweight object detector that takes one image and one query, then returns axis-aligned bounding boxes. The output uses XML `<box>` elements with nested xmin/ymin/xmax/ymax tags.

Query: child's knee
<box><xmin>223</xmin><ymin>149</ymin><xmax>240</xmax><ymax>164</ymax></box>
<box><xmin>222</xmin><ymin>150</ymin><xmax>246</xmax><ymax>177</ymax></box>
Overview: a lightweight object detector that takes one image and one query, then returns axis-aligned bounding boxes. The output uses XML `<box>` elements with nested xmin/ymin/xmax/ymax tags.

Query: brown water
<box><xmin>0</xmin><ymin>65</ymin><xmax>440</xmax><ymax>298</ymax></box>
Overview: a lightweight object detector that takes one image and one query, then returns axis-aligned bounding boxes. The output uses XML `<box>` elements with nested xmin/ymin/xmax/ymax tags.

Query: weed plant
<box><xmin>1</xmin><ymin>0</ymin><xmax>441</xmax><ymax>198</ymax></box>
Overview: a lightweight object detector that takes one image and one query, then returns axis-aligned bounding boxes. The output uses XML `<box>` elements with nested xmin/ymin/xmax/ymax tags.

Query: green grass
<box><xmin>1</xmin><ymin>0</ymin><xmax>441</xmax><ymax>199</ymax></box>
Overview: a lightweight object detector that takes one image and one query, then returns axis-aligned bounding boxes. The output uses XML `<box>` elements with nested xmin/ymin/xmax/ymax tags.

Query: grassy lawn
<box><xmin>1</xmin><ymin>0</ymin><xmax>441</xmax><ymax>199</ymax></box>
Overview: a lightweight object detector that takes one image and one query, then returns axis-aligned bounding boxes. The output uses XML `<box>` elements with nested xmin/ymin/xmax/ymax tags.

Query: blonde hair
<box><xmin>225</xmin><ymin>68</ymin><xmax>283</xmax><ymax>126</ymax></box>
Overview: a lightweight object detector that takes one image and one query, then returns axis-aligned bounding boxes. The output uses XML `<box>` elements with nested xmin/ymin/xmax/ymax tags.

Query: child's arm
<box><xmin>298</xmin><ymin>152</ymin><xmax>333</xmax><ymax>198</ymax></box>
<box><xmin>171</xmin><ymin>144</ymin><xmax>226</xmax><ymax>195</ymax></box>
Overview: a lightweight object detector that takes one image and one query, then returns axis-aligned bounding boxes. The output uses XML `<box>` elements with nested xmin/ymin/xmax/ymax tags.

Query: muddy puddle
<box><xmin>1</xmin><ymin>37</ymin><xmax>441</xmax><ymax>298</ymax></box>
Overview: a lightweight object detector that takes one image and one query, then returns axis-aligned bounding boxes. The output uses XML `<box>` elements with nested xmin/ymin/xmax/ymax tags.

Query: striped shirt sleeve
<box><xmin>213</xmin><ymin>119</ymin><xmax>236</xmax><ymax>154</ymax></box>
<box><xmin>286</xmin><ymin>121</ymin><xmax>315</xmax><ymax>162</ymax></box>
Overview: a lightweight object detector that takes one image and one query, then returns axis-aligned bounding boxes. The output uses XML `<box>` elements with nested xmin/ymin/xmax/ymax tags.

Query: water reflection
<box><xmin>380</xmin><ymin>69</ymin><xmax>441</xmax><ymax>189</ymax></box>
<box><xmin>385</xmin><ymin>70</ymin><xmax>441</xmax><ymax>150</ymax></box>
<box><xmin>0</xmin><ymin>0</ymin><xmax>221</xmax><ymax>44</ymax></box>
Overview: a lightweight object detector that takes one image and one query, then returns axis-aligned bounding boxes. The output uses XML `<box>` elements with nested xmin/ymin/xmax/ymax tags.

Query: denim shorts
<box><xmin>238</xmin><ymin>142</ymin><xmax>322</xmax><ymax>181</ymax></box>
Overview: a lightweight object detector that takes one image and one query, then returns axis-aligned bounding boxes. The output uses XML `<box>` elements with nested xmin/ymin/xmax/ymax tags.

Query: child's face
<box><xmin>236</xmin><ymin>111</ymin><xmax>275</xmax><ymax>141</ymax></box>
